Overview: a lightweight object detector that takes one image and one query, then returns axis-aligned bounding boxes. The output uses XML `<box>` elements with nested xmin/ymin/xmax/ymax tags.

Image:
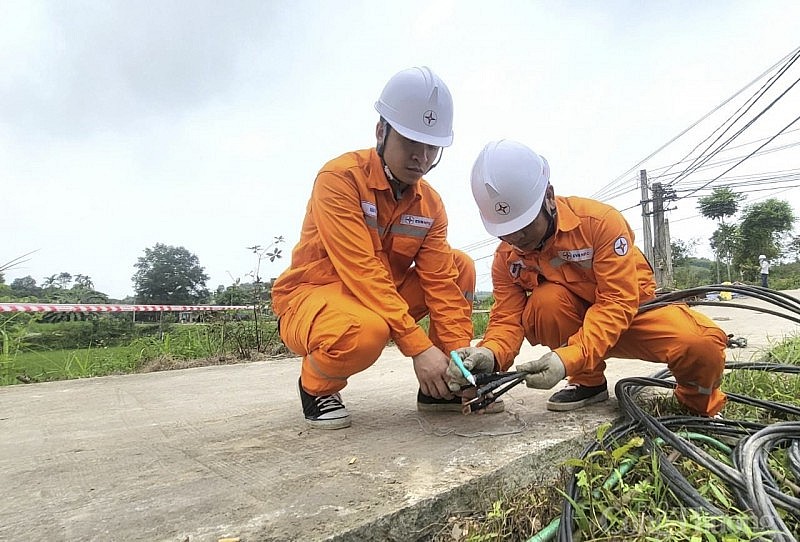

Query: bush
<box><xmin>24</xmin><ymin>316</ymin><xmax>166</xmax><ymax>351</ymax></box>
<box><xmin>770</xmin><ymin>261</ymin><xmax>800</xmax><ymax>290</ymax></box>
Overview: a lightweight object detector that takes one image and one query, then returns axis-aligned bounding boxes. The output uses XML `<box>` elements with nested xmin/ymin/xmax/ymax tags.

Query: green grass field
<box><xmin>4</xmin><ymin>345</ymin><xmax>142</xmax><ymax>384</ymax></box>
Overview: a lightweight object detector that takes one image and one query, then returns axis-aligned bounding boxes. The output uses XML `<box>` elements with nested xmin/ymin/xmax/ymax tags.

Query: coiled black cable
<box><xmin>552</xmin><ymin>286</ymin><xmax>800</xmax><ymax>542</ymax></box>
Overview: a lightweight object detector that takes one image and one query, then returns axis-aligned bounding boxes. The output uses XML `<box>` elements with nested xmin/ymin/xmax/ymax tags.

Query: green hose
<box><xmin>525</xmin><ymin>516</ymin><xmax>560</xmax><ymax>542</ymax></box>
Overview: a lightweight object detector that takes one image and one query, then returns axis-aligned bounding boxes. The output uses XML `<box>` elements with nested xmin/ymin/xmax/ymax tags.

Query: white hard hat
<box><xmin>759</xmin><ymin>254</ymin><xmax>767</xmax><ymax>260</ymax></box>
<box><xmin>471</xmin><ymin>140</ymin><xmax>550</xmax><ymax>237</ymax></box>
<box><xmin>374</xmin><ymin>66</ymin><xmax>454</xmax><ymax>147</ymax></box>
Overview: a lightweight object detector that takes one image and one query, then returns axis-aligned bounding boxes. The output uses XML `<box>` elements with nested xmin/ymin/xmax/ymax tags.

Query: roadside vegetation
<box><xmin>430</xmin><ymin>334</ymin><xmax>800</xmax><ymax>542</ymax></box>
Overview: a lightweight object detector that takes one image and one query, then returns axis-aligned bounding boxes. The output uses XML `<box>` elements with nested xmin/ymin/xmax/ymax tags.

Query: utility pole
<box><xmin>650</xmin><ymin>182</ymin><xmax>676</xmax><ymax>290</ymax></box>
<box><xmin>663</xmin><ymin>217</ymin><xmax>674</xmax><ymax>289</ymax></box>
<box><xmin>651</xmin><ymin>182</ymin><xmax>666</xmax><ymax>289</ymax></box>
<box><xmin>639</xmin><ymin>170</ymin><xmax>654</xmax><ymax>266</ymax></box>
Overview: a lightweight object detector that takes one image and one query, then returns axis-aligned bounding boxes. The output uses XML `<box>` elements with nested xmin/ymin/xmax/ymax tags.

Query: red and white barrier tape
<box><xmin>0</xmin><ymin>303</ymin><xmax>255</xmax><ymax>313</ymax></box>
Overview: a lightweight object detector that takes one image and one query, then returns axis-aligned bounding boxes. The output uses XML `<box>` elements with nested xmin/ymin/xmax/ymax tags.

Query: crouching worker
<box><xmin>272</xmin><ymin>67</ymin><xmax>492</xmax><ymax>430</ymax></box>
<box><xmin>448</xmin><ymin>140</ymin><xmax>727</xmax><ymax>417</ymax></box>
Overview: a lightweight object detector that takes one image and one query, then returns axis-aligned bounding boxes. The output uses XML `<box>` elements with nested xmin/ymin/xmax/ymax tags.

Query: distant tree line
<box><xmin>1</xmin><ymin>238</ymin><xmax>286</xmax><ymax>308</ymax></box>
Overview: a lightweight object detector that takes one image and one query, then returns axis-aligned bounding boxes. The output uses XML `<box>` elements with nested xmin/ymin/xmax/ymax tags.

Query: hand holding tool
<box><xmin>447</xmin><ymin>347</ymin><xmax>496</xmax><ymax>391</ymax></box>
<box><xmin>449</xmin><ymin>350</ymin><xmax>476</xmax><ymax>386</ymax></box>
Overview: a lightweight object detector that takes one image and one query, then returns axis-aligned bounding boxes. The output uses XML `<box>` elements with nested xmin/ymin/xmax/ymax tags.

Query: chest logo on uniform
<box><xmin>558</xmin><ymin>248</ymin><xmax>593</xmax><ymax>262</ymax></box>
<box><xmin>361</xmin><ymin>201</ymin><xmax>377</xmax><ymax>218</ymax></box>
<box><xmin>614</xmin><ymin>236</ymin><xmax>629</xmax><ymax>256</ymax></box>
<box><xmin>400</xmin><ymin>214</ymin><xmax>434</xmax><ymax>229</ymax></box>
<box><xmin>509</xmin><ymin>260</ymin><xmax>525</xmax><ymax>278</ymax></box>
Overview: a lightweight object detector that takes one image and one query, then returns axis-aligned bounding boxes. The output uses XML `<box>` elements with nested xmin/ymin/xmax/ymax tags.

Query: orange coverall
<box><xmin>271</xmin><ymin>148</ymin><xmax>475</xmax><ymax>396</ymax></box>
<box><xmin>479</xmin><ymin>196</ymin><xmax>727</xmax><ymax>416</ymax></box>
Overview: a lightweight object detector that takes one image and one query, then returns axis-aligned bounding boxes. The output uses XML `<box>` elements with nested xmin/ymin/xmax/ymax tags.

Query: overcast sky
<box><xmin>2</xmin><ymin>0</ymin><xmax>799</xmax><ymax>299</ymax></box>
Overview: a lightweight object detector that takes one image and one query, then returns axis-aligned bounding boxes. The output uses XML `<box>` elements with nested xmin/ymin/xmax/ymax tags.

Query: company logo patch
<box><xmin>361</xmin><ymin>201</ymin><xmax>377</xmax><ymax>218</ymax></box>
<box><xmin>423</xmin><ymin>110</ymin><xmax>437</xmax><ymax>126</ymax></box>
<box><xmin>509</xmin><ymin>260</ymin><xmax>525</xmax><ymax>278</ymax></box>
<box><xmin>495</xmin><ymin>202</ymin><xmax>510</xmax><ymax>215</ymax></box>
<box><xmin>400</xmin><ymin>214</ymin><xmax>434</xmax><ymax>229</ymax></box>
<box><xmin>613</xmin><ymin>236</ymin><xmax>629</xmax><ymax>256</ymax></box>
<box><xmin>558</xmin><ymin>248</ymin><xmax>593</xmax><ymax>262</ymax></box>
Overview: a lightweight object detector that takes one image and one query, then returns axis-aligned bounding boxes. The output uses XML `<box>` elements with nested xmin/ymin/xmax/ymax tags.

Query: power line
<box><xmin>590</xmin><ymin>45</ymin><xmax>800</xmax><ymax>201</ymax></box>
<box><xmin>660</xmin><ymin>49</ymin><xmax>800</xmax><ymax>187</ymax></box>
<box><xmin>676</xmin><ymin>111</ymin><xmax>800</xmax><ymax>201</ymax></box>
<box><xmin>599</xmin><ymin>138</ymin><xmax>800</xmax><ymax>203</ymax></box>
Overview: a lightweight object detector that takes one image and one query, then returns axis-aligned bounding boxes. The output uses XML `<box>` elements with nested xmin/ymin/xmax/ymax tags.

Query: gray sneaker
<box><xmin>298</xmin><ymin>378</ymin><xmax>351</xmax><ymax>429</ymax></box>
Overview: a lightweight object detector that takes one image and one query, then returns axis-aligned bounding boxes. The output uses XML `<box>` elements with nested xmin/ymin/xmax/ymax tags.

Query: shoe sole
<box><xmin>304</xmin><ymin>416</ymin><xmax>352</xmax><ymax>430</ymax></box>
<box><xmin>417</xmin><ymin>399</ymin><xmax>505</xmax><ymax>414</ymax></box>
<box><xmin>546</xmin><ymin>390</ymin><xmax>609</xmax><ymax>412</ymax></box>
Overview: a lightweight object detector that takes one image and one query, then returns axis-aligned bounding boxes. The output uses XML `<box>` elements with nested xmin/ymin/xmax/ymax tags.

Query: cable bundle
<box><xmin>543</xmin><ymin>285</ymin><xmax>800</xmax><ymax>542</ymax></box>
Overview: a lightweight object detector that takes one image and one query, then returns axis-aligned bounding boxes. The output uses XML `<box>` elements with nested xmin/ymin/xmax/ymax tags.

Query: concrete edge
<box><xmin>326</xmin><ymin>431</ymin><xmax>596</xmax><ymax>542</ymax></box>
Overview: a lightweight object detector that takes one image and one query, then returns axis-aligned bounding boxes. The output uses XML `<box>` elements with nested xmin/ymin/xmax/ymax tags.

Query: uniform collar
<box><xmin>554</xmin><ymin>196</ymin><xmax>580</xmax><ymax>233</ymax></box>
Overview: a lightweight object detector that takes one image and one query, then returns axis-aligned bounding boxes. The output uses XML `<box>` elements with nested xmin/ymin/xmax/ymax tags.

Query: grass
<box><xmin>8</xmin><ymin>345</ymin><xmax>143</xmax><ymax>383</ymax></box>
<box><xmin>431</xmin><ymin>335</ymin><xmax>800</xmax><ymax>542</ymax></box>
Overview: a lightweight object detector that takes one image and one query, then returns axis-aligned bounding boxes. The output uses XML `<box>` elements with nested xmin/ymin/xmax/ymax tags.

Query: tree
<box><xmin>787</xmin><ymin>234</ymin><xmax>800</xmax><ymax>263</ymax></box>
<box><xmin>73</xmin><ymin>274</ymin><xmax>94</xmax><ymax>289</ymax></box>
<box><xmin>734</xmin><ymin>198</ymin><xmax>796</xmax><ymax>281</ymax></box>
<box><xmin>9</xmin><ymin>276</ymin><xmax>42</xmax><ymax>299</ymax></box>
<box><xmin>132</xmin><ymin>244</ymin><xmax>210</xmax><ymax>304</ymax></box>
<box><xmin>42</xmin><ymin>274</ymin><xmax>58</xmax><ymax>289</ymax></box>
<box><xmin>670</xmin><ymin>238</ymin><xmax>698</xmax><ymax>268</ymax></box>
<box><xmin>697</xmin><ymin>187</ymin><xmax>741</xmax><ymax>221</ymax></box>
<box><xmin>213</xmin><ymin>281</ymin><xmax>256</xmax><ymax>306</ymax></box>
<box><xmin>709</xmin><ymin>224</ymin><xmax>739</xmax><ymax>282</ymax></box>
<box><xmin>697</xmin><ymin>188</ymin><xmax>742</xmax><ymax>282</ymax></box>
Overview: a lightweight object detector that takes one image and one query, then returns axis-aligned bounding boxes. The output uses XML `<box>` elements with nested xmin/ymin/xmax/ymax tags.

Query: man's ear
<box><xmin>375</xmin><ymin>121</ymin><xmax>386</xmax><ymax>143</ymax></box>
<box><xmin>544</xmin><ymin>185</ymin><xmax>556</xmax><ymax>213</ymax></box>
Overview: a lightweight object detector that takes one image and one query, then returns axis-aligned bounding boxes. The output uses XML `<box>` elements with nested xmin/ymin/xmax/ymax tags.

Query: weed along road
<box><xmin>1</xmin><ymin>291</ymin><xmax>798</xmax><ymax>542</ymax></box>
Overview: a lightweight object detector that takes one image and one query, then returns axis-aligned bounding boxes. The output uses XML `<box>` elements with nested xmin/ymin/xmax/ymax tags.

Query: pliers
<box><xmin>461</xmin><ymin>371</ymin><xmax>526</xmax><ymax>414</ymax></box>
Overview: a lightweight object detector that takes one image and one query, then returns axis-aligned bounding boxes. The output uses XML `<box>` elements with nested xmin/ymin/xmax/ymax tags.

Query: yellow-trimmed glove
<box><xmin>446</xmin><ymin>347</ymin><xmax>496</xmax><ymax>392</ymax></box>
<box><xmin>515</xmin><ymin>351</ymin><xmax>566</xmax><ymax>389</ymax></box>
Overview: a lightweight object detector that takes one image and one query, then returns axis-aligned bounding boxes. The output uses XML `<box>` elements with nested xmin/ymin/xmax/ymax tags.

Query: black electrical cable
<box><xmin>550</xmin><ymin>286</ymin><xmax>800</xmax><ymax>542</ymax></box>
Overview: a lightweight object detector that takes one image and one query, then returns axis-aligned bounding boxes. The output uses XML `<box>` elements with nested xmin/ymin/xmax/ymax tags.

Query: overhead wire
<box><xmin>590</xmin><ymin>45</ymin><xmax>800</xmax><ymax>201</ymax></box>
<box><xmin>591</xmin><ymin>135</ymin><xmax>800</xmax><ymax>204</ymax></box>
<box><xmin>675</xmin><ymin>111</ymin><xmax>800</xmax><ymax>202</ymax></box>
<box><xmin>660</xmin><ymin>48</ymin><xmax>800</xmax><ymax>187</ymax></box>
<box><xmin>591</xmin><ymin>47</ymin><xmax>800</xmax><ymax>201</ymax></box>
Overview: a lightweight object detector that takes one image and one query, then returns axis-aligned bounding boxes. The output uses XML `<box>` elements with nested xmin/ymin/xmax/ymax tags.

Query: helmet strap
<box><xmin>376</xmin><ymin>118</ymin><xmax>390</xmax><ymax>158</ymax></box>
<box><xmin>428</xmin><ymin>148</ymin><xmax>444</xmax><ymax>170</ymax></box>
<box><xmin>535</xmin><ymin>196</ymin><xmax>558</xmax><ymax>250</ymax></box>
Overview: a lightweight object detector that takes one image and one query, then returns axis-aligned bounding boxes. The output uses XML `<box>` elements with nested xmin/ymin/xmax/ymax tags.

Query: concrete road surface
<box><xmin>1</xmin><ymin>289</ymin><xmax>797</xmax><ymax>542</ymax></box>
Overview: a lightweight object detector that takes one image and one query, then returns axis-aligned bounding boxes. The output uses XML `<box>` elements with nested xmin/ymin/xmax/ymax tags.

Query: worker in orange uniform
<box><xmin>448</xmin><ymin>140</ymin><xmax>728</xmax><ymax>416</ymax></box>
<box><xmin>271</xmin><ymin>67</ymin><xmax>484</xmax><ymax>430</ymax></box>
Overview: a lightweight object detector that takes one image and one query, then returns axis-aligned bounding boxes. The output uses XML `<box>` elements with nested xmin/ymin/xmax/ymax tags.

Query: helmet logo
<box><xmin>613</xmin><ymin>236</ymin><xmax>629</xmax><ymax>256</ymax></box>
<box><xmin>495</xmin><ymin>202</ymin><xmax>510</xmax><ymax>215</ymax></box>
<box><xmin>423</xmin><ymin>110</ymin><xmax>437</xmax><ymax>126</ymax></box>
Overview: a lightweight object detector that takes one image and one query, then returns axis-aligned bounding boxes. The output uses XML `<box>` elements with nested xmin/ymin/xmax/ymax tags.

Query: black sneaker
<box><xmin>416</xmin><ymin>390</ymin><xmax>505</xmax><ymax>413</ymax></box>
<box><xmin>546</xmin><ymin>382</ymin><xmax>609</xmax><ymax>412</ymax></box>
<box><xmin>298</xmin><ymin>378</ymin><xmax>351</xmax><ymax>429</ymax></box>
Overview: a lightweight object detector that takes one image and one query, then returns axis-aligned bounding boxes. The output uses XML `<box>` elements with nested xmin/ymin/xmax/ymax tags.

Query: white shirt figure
<box><xmin>758</xmin><ymin>255</ymin><xmax>769</xmax><ymax>288</ymax></box>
